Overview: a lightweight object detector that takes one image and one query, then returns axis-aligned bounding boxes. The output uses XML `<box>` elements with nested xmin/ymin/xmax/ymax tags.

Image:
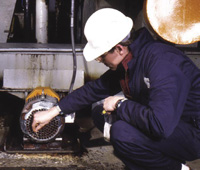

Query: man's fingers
<box><xmin>35</xmin><ymin>123</ymin><xmax>44</xmax><ymax>132</ymax></box>
<box><xmin>32</xmin><ymin>123</ymin><xmax>44</xmax><ymax>133</ymax></box>
<box><xmin>32</xmin><ymin>121</ymin><xmax>38</xmax><ymax>132</ymax></box>
<box><xmin>101</xmin><ymin>110</ymin><xmax>112</xmax><ymax>115</ymax></box>
<box><xmin>32</xmin><ymin>120</ymin><xmax>43</xmax><ymax>133</ymax></box>
<box><xmin>106</xmin><ymin>111</ymin><xmax>112</xmax><ymax>115</ymax></box>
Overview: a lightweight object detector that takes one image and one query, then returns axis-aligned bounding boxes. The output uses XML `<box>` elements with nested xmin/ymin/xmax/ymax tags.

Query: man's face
<box><xmin>95</xmin><ymin>48</ymin><xmax>121</xmax><ymax>70</ymax></box>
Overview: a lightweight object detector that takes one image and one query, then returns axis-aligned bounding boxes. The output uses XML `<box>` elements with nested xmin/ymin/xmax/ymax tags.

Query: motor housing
<box><xmin>20</xmin><ymin>87</ymin><xmax>65</xmax><ymax>143</ymax></box>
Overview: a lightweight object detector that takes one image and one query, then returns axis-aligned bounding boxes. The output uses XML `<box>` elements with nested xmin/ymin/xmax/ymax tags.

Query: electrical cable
<box><xmin>68</xmin><ymin>0</ymin><xmax>77</xmax><ymax>94</ymax></box>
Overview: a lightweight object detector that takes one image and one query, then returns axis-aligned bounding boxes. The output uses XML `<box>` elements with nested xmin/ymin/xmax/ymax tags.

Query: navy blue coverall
<box><xmin>58</xmin><ymin>28</ymin><xmax>200</xmax><ymax>170</ymax></box>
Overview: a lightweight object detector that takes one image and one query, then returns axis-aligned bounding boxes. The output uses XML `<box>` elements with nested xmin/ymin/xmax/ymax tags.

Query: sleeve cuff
<box><xmin>55</xmin><ymin>104</ymin><xmax>64</xmax><ymax>115</ymax></box>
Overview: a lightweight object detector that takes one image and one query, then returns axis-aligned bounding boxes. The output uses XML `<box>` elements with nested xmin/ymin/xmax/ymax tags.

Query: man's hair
<box><xmin>108</xmin><ymin>28</ymin><xmax>136</xmax><ymax>53</ymax></box>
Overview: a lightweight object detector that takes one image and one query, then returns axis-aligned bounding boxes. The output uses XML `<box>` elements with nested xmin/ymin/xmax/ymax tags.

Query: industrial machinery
<box><xmin>20</xmin><ymin>87</ymin><xmax>65</xmax><ymax>143</ymax></box>
<box><xmin>4</xmin><ymin>87</ymin><xmax>80</xmax><ymax>153</ymax></box>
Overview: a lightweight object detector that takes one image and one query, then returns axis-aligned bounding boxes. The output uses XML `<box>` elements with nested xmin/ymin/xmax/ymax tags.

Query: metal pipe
<box><xmin>68</xmin><ymin>0</ymin><xmax>77</xmax><ymax>93</ymax></box>
<box><xmin>36</xmin><ymin>0</ymin><xmax>48</xmax><ymax>43</ymax></box>
<box><xmin>24</xmin><ymin>0</ymin><xmax>31</xmax><ymax>42</ymax></box>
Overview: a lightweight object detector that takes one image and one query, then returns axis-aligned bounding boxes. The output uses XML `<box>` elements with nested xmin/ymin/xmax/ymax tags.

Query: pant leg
<box><xmin>110</xmin><ymin>120</ymin><xmax>200</xmax><ymax>170</ymax></box>
<box><xmin>91</xmin><ymin>104</ymin><xmax>105</xmax><ymax>132</ymax></box>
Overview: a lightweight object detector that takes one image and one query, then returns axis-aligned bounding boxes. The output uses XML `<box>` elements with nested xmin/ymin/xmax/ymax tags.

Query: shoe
<box><xmin>182</xmin><ymin>164</ymin><xmax>193</xmax><ymax>170</ymax></box>
<box><xmin>186</xmin><ymin>165</ymin><xmax>193</xmax><ymax>170</ymax></box>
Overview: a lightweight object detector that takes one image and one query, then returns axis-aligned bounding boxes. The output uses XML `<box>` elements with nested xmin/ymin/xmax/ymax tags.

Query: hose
<box><xmin>68</xmin><ymin>0</ymin><xmax>77</xmax><ymax>94</ymax></box>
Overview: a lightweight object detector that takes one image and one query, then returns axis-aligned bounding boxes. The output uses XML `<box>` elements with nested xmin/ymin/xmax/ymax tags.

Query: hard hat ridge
<box><xmin>83</xmin><ymin>8</ymin><xmax>134</xmax><ymax>61</ymax></box>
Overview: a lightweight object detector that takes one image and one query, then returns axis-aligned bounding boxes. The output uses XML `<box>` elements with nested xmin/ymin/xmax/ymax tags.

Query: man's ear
<box><xmin>115</xmin><ymin>44</ymin><xmax>127</xmax><ymax>56</ymax></box>
<box><xmin>115</xmin><ymin>44</ymin><xmax>124</xmax><ymax>55</ymax></box>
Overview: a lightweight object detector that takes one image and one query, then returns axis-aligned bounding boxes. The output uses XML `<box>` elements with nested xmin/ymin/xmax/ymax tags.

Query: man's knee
<box><xmin>110</xmin><ymin>120</ymin><xmax>148</xmax><ymax>152</ymax></box>
<box><xmin>110</xmin><ymin>120</ymin><xmax>124</xmax><ymax>142</ymax></box>
<box><xmin>110</xmin><ymin>120</ymin><xmax>138</xmax><ymax>148</ymax></box>
<box><xmin>110</xmin><ymin>120</ymin><xmax>147</xmax><ymax>161</ymax></box>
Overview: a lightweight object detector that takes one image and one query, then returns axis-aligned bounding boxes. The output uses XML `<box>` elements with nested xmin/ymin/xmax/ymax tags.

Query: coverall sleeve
<box><xmin>116</xmin><ymin>53</ymin><xmax>191</xmax><ymax>139</ymax></box>
<box><xmin>58</xmin><ymin>69</ymin><xmax>121</xmax><ymax>114</ymax></box>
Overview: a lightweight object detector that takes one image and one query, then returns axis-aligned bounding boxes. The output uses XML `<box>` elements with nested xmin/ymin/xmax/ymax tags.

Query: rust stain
<box><xmin>145</xmin><ymin>0</ymin><xmax>200</xmax><ymax>44</ymax></box>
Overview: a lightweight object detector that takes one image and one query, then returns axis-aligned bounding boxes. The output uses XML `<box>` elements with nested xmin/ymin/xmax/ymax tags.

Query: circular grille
<box><xmin>25</xmin><ymin>109</ymin><xmax>62</xmax><ymax>142</ymax></box>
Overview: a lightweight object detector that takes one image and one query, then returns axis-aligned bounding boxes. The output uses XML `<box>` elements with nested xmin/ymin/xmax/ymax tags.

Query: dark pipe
<box><xmin>68</xmin><ymin>0</ymin><xmax>77</xmax><ymax>93</ymax></box>
<box><xmin>24</xmin><ymin>0</ymin><xmax>31</xmax><ymax>42</ymax></box>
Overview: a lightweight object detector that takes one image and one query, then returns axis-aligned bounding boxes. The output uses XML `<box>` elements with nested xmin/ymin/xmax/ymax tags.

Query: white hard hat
<box><xmin>83</xmin><ymin>8</ymin><xmax>134</xmax><ymax>61</ymax></box>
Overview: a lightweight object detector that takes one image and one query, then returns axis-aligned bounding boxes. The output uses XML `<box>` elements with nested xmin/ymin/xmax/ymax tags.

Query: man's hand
<box><xmin>32</xmin><ymin>106</ymin><xmax>60</xmax><ymax>132</ymax></box>
<box><xmin>103</xmin><ymin>96</ymin><xmax>125</xmax><ymax>114</ymax></box>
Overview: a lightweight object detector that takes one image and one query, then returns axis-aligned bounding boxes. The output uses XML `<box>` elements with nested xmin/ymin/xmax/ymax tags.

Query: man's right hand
<box><xmin>103</xmin><ymin>96</ymin><xmax>125</xmax><ymax>114</ymax></box>
<box><xmin>32</xmin><ymin>106</ymin><xmax>60</xmax><ymax>132</ymax></box>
